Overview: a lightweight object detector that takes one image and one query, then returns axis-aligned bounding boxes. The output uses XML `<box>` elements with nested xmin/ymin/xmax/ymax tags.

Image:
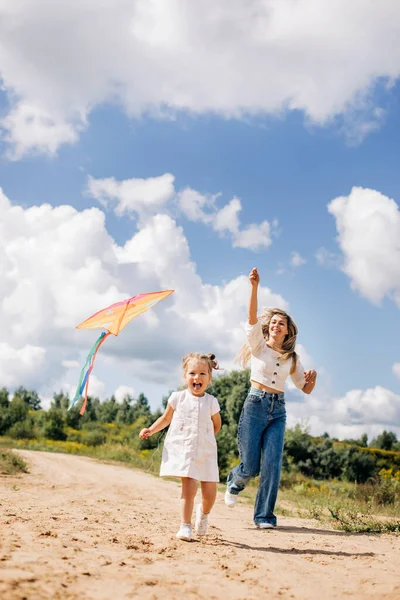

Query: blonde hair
<box><xmin>235</xmin><ymin>308</ymin><xmax>298</xmax><ymax>374</ymax></box>
<box><xmin>182</xmin><ymin>353</ymin><xmax>220</xmax><ymax>376</ymax></box>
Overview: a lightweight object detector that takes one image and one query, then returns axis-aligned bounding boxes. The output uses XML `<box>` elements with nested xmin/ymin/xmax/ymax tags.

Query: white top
<box><xmin>160</xmin><ymin>389</ymin><xmax>220</xmax><ymax>482</ymax></box>
<box><xmin>246</xmin><ymin>320</ymin><xmax>306</xmax><ymax>392</ymax></box>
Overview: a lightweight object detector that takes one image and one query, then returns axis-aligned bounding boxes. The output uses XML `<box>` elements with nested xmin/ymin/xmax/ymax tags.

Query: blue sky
<box><xmin>0</xmin><ymin>1</ymin><xmax>400</xmax><ymax>440</ymax></box>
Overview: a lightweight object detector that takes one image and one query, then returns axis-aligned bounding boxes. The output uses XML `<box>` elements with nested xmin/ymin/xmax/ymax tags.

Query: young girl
<box><xmin>139</xmin><ymin>353</ymin><xmax>222</xmax><ymax>542</ymax></box>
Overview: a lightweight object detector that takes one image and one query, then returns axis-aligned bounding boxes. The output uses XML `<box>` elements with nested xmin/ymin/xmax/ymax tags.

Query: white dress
<box><xmin>160</xmin><ymin>389</ymin><xmax>220</xmax><ymax>482</ymax></box>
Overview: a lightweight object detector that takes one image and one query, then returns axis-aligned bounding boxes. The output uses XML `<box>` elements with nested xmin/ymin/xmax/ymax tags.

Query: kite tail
<box><xmin>69</xmin><ymin>331</ymin><xmax>111</xmax><ymax>415</ymax></box>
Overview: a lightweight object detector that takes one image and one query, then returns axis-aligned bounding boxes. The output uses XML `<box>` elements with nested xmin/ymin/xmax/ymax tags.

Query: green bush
<box><xmin>7</xmin><ymin>420</ymin><xmax>36</xmax><ymax>440</ymax></box>
<box><xmin>0</xmin><ymin>449</ymin><xmax>28</xmax><ymax>474</ymax></box>
<box><xmin>80</xmin><ymin>430</ymin><xmax>106</xmax><ymax>447</ymax></box>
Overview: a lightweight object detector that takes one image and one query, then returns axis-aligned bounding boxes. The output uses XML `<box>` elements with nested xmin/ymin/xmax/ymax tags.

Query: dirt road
<box><xmin>0</xmin><ymin>450</ymin><xmax>399</xmax><ymax>599</ymax></box>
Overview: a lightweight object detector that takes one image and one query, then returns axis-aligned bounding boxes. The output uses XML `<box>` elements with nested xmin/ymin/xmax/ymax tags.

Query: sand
<box><xmin>0</xmin><ymin>450</ymin><xmax>399</xmax><ymax>600</ymax></box>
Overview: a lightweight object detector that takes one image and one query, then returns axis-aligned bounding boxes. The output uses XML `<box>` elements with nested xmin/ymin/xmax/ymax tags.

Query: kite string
<box><xmin>147</xmin><ymin>429</ymin><xmax>167</xmax><ymax>475</ymax></box>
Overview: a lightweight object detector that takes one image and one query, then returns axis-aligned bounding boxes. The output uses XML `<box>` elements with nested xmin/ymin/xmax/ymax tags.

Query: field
<box><xmin>1</xmin><ymin>449</ymin><xmax>399</xmax><ymax>600</ymax></box>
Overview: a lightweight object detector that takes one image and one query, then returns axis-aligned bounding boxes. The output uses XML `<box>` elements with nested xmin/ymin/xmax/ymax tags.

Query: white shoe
<box><xmin>224</xmin><ymin>489</ymin><xmax>238</xmax><ymax>508</ymax></box>
<box><xmin>256</xmin><ymin>522</ymin><xmax>276</xmax><ymax>529</ymax></box>
<box><xmin>176</xmin><ymin>523</ymin><xmax>192</xmax><ymax>541</ymax></box>
<box><xmin>195</xmin><ymin>504</ymin><xmax>209</xmax><ymax>536</ymax></box>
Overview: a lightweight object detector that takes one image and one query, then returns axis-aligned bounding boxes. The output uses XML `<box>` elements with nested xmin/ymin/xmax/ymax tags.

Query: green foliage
<box><xmin>8</xmin><ymin>397</ymin><xmax>29</xmax><ymax>425</ymax></box>
<box><xmin>7</xmin><ymin>419</ymin><xmax>36</xmax><ymax>440</ymax></box>
<box><xmin>0</xmin><ymin>373</ymin><xmax>399</xmax><ymax>496</ymax></box>
<box><xmin>42</xmin><ymin>409</ymin><xmax>67</xmax><ymax>441</ymax></box>
<box><xmin>0</xmin><ymin>449</ymin><xmax>28</xmax><ymax>474</ymax></box>
<box><xmin>12</xmin><ymin>386</ymin><xmax>41</xmax><ymax>411</ymax></box>
<box><xmin>0</xmin><ymin>388</ymin><xmax>10</xmax><ymax>408</ymax></box>
<box><xmin>342</xmin><ymin>447</ymin><xmax>378</xmax><ymax>483</ymax></box>
<box><xmin>80</xmin><ymin>429</ymin><xmax>106</xmax><ymax>447</ymax></box>
<box><xmin>328</xmin><ymin>502</ymin><xmax>400</xmax><ymax>533</ymax></box>
<box><xmin>370</xmin><ymin>430</ymin><xmax>398</xmax><ymax>451</ymax></box>
<box><xmin>51</xmin><ymin>392</ymin><xmax>70</xmax><ymax>411</ymax></box>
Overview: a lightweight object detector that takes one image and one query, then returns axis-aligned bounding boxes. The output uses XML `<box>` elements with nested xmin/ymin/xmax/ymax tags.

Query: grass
<box><xmin>0</xmin><ymin>448</ymin><xmax>28</xmax><ymax>475</ymax></box>
<box><xmin>221</xmin><ymin>470</ymin><xmax>400</xmax><ymax>533</ymax></box>
<box><xmin>2</xmin><ymin>436</ymin><xmax>400</xmax><ymax>533</ymax></box>
<box><xmin>0</xmin><ymin>436</ymin><xmax>162</xmax><ymax>475</ymax></box>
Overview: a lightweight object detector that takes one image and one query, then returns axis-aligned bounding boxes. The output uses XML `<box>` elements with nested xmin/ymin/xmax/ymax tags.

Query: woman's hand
<box><xmin>139</xmin><ymin>428</ymin><xmax>152</xmax><ymax>439</ymax></box>
<box><xmin>249</xmin><ymin>267</ymin><xmax>260</xmax><ymax>287</ymax></box>
<box><xmin>302</xmin><ymin>370</ymin><xmax>317</xmax><ymax>394</ymax></box>
<box><xmin>304</xmin><ymin>370</ymin><xmax>317</xmax><ymax>385</ymax></box>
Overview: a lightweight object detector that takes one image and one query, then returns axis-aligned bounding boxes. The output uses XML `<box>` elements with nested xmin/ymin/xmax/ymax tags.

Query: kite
<box><xmin>69</xmin><ymin>289</ymin><xmax>174</xmax><ymax>415</ymax></box>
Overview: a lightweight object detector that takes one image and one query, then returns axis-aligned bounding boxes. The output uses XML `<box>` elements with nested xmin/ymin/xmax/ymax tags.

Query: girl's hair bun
<box><xmin>207</xmin><ymin>353</ymin><xmax>219</xmax><ymax>371</ymax></box>
<box><xmin>182</xmin><ymin>352</ymin><xmax>221</xmax><ymax>374</ymax></box>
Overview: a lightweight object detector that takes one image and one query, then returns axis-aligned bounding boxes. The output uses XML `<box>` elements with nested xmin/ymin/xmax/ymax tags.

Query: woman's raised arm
<box><xmin>248</xmin><ymin>268</ymin><xmax>259</xmax><ymax>325</ymax></box>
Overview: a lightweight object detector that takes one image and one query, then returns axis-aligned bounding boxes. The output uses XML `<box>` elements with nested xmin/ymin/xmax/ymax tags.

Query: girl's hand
<box><xmin>249</xmin><ymin>267</ymin><xmax>260</xmax><ymax>287</ymax></box>
<box><xmin>139</xmin><ymin>428</ymin><xmax>152</xmax><ymax>439</ymax></box>
<box><xmin>304</xmin><ymin>370</ymin><xmax>317</xmax><ymax>385</ymax></box>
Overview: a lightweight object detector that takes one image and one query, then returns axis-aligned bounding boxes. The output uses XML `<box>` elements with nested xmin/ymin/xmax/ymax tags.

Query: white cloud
<box><xmin>1</xmin><ymin>1</ymin><xmax>400</xmax><ymax>156</ymax></box>
<box><xmin>90</xmin><ymin>177</ymin><xmax>273</xmax><ymax>251</ymax></box>
<box><xmin>212</xmin><ymin>198</ymin><xmax>272</xmax><ymax>250</ymax></box>
<box><xmin>87</xmin><ymin>174</ymin><xmax>175</xmax><ymax>218</ymax></box>
<box><xmin>315</xmin><ymin>246</ymin><xmax>341</xmax><ymax>268</ymax></box>
<box><xmin>61</xmin><ymin>360</ymin><xmax>80</xmax><ymax>369</ymax></box>
<box><xmin>0</xmin><ymin>343</ymin><xmax>46</xmax><ymax>388</ymax></box>
<box><xmin>1</xmin><ymin>184</ymin><xmax>397</xmax><ymax>440</ymax></box>
<box><xmin>114</xmin><ymin>385</ymin><xmax>136</xmax><ymax>403</ymax></box>
<box><xmin>392</xmin><ymin>363</ymin><xmax>400</xmax><ymax>380</ymax></box>
<box><xmin>0</xmin><ymin>102</ymin><xmax>82</xmax><ymax>160</ymax></box>
<box><xmin>287</xmin><ymin>384</ymin><xmax>400</xmax><ymax>439</ymax></box>
<box><xmin>0</xmin><ymin>186</ymin><xmax>285</xmax><ymax>404</ymax></box>
<box><xmin>177</xmin><ymin>188</ymin><xmax>216</xmax><ymax>223</ymax></box>
<box><xmin>86</xmin><ymin>375</ymin><xmax>106</xmax><ymax>401</ymax></box>
<box><xmin>290</xmin><ymin>252</ymin><xmax>306</xmax><ymax>267</ymax></box>
<box><xmin>328</xmin><ymin>187</ymin><xmax>400</xmax><ymax>305</ymax></box>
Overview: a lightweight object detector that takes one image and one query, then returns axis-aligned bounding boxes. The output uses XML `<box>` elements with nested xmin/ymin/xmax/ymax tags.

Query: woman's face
<box><xmin>268</xmin><ymin>313</ymin><xmax>289</xmax><ymax>345</ymax></box>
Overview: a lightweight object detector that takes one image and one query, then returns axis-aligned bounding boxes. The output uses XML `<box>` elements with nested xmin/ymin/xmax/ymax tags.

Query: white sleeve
<box><xmin>167</xmin><ymin>392</ymin><xmax>178</xmax><ymax>410</ymax></box>
<box><xmin>290</xmin><ymin>356</ymin><xmax>306</xmax><ymax>390</ymax></box>
<box><xmin>245</xmin><ymin>320</ymin><xmax>266</xmax><ymax>354</ymax></box>
<box><xmin>210</xmin><ymin>395</ymin><xmax>220</xmax><ymax>416</ymax></box>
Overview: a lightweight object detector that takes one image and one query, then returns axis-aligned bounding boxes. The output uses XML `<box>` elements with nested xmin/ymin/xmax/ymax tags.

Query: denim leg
<box><xmin>227</xmin><ymin>397</ymin><xmax>267</xmax><ymax>495</ymax></box>
<box><xmin>254</xmin><ymin>408</ymin><xmax>286</xmax><ymax>526</ymax></box>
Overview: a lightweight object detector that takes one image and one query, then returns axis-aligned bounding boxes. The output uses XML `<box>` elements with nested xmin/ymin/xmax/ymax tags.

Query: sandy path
<box><xmin>0</xmin><ymin>451</ymin><xmax>399</xmax><ymax>600</ymax></box>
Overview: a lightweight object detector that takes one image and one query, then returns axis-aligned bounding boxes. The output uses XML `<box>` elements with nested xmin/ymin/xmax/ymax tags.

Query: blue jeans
<box><xmin>227</xmin><ymin>388</ymin><xmax>286</xmax><ymax>526</ymax></box>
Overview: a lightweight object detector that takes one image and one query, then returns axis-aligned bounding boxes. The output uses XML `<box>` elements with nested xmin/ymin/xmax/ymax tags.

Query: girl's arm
<box><xmin>302</xmin><ymin>370</ymin><xmax>317</xmax><ymax>395</ymax></box>
<box><xmin>248</xmin><ymin>268</ymin><xmax>259</xmax><ymax>325</ymax></box>
<box><xmin>139</xmin><ymin>404</ymin><xmax>174</xmax><ymax>439</ymax></box>
<box><xmin>211</xmin><ymin>412</ymin><xmax>222</xmax><ymax>435</ymax></box>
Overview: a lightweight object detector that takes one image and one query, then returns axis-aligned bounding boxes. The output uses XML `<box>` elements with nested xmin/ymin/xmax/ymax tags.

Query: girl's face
<box><xmin>185</xmin><ymin>358</ymin><xmax>211</xmax><ymax>397</ymax></box>
<box><xmin>268</xmin><ymin>314</ymin><xmax>289</xmax><ymax>345</ymax></box>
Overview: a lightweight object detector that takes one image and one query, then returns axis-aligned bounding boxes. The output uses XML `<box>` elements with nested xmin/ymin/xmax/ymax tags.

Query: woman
<box><xmin>225</xmin><ymin>267</ymin><xmax>317</xmax><ymax>528</ymax></box>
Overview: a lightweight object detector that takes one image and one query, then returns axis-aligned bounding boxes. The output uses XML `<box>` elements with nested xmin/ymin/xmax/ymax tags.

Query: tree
<box><xmin>132</xmin><ymin>393</ymin><xmax>152</xmax><ymax>421</ymax></box>
<box><xmin>96</xmin><ymin>395</ymin><xmax>119</xmax><ymax>423</ymax></box>
<box><xmin>370</xmin><ymin>430</ymin><xmax>398</xmax><ymax>451</ymax></box>
<box><xmin>116</xmin><ymin>396</ymin><xmax>134</xmax><ymax>425</ymax></box>
<box><xmin>0</xmin><ymin>388</ymin><xmax>10</xmax><ymax>408</ymax></box>
<box><xmin>13</xmin><ymin>387</ymin><xmax>41</xmax><ymax>411</ymax></box>
<box><xmin>51</xmin><ymin>392</ymin><xmax>70</xmax><ymax>411</ymax></box>
<box><xmin>43</xmin><ymin>410</ymin><xmax>67</xmax><ymax>441</ymax></box>
<box><xmin>8</xmin><ymin>397</ymin><xmax>29</xmax><ymax>425</ymax></box>
<box><xmin>343</xmin><ymin>448</ymin><xmax>377</xmax><ymax>483</ymax></box>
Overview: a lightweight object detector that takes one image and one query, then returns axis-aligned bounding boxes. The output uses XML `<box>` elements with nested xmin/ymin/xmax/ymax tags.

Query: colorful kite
<box><xmin>70</xmin><ymin>290</ymin><xmax>174</xmax><ymax>415</ymax></box>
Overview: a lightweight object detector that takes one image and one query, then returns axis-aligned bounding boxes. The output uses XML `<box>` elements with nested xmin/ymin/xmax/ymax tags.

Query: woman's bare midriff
<box><xmin>250</xmin><ymin>380</ymin><xmax>282</xmax><ymax>394</ymax></box>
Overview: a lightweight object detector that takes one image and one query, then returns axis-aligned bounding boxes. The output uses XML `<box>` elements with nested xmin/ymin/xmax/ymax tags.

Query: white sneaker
<box><xmin>195</xmin><ymin>504</ymin><xmax>209</xmax><ymax>536</ymax></box>
<box><xmin>224</xmin><ymin>489</ymin><xmax>238</xmax><ymax>508</ymax></box>
<box><xmin>176</xmin><ymin>523</ymin><xmax>192</xmax><ymax>541</ymax></box>
<box><xmin>256</xmin><ymin>522</ymin><xmax>276</xmax><ymax>529</ymax></box>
